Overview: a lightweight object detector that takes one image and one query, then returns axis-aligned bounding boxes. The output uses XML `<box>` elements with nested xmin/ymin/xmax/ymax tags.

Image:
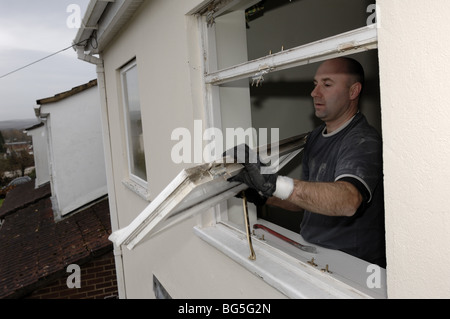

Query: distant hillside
<box><xmin>0</xmin><ymin>119</ymin><xmax>40</xmax><ymax>131</ymax></box>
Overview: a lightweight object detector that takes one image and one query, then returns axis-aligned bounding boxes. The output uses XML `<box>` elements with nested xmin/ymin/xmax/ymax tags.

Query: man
<box><xmin>229</xmin><ymin>57</ymin><xmax>386</xmax><ymax>267</ymax></box>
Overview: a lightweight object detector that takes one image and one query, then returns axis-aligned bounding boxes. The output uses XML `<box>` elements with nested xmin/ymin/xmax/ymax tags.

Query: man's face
<box><xmin>311</xmin><ymin>60</ymin><xmax>355</xmax><ymax>124</ymax></box>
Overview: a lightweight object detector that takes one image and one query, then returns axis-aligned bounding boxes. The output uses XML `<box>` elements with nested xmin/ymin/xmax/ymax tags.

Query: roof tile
<box><xmin>0</xmin><ymin>181</ymin><xmax>112</xmax><ymax>299</ymax></box>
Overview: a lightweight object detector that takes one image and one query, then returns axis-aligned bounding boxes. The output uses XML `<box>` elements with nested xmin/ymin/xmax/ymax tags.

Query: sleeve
<box><xmin>334</xmin><ymin>129</ymin><xmax>383</xmax><ymax>203</ymax></box>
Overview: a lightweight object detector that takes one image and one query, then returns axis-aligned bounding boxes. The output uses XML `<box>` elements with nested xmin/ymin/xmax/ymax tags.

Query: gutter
<box><xmin>73</xmin><ymin>0</ymin><xmax>127</xmax><ymax>299</ymax></box>
<box><xmin>76</xmin><ymin>52</ymin><xmax>127</xmax><ymax>299</ymax></box>
<box><xmin>73</xmin><ymin>0</ymin><xmax>112</xmax><ymax>51</ymax></box>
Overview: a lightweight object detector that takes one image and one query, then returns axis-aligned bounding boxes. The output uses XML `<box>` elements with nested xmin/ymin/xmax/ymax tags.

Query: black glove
<box><xmin>235</xmin><ymin>188</ymin><xmax>268</xmax><ymax>206</ymax></box>
<box><xmin>224</xmin><ymin>144</ymin><xmax>278</xmax><ymax>198</ymax></box>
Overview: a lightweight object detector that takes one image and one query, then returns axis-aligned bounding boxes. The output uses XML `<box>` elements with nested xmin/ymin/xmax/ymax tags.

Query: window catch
<box><xmin>208</xmin><ymin>165</ymin><xmax>227</xmax><ymax>178</ymax></box>
<box><xmin>321</xmin><ymin>264</ymin><xmax>332</xmax><ymax>274</ymax></box>
<box><xmin>251</xmin><ymin>70</ymin><xmax>268</xmax><ymax>87</ymax></box>
<box><xmin>206</xmin><ymin>10</ymin><xmax>215</xmax><ymax>27</ymax></box>
<box><xmin>307</xmin><ymin>257</ymin><xmax>317</xmax><ymax>267</ymax></box>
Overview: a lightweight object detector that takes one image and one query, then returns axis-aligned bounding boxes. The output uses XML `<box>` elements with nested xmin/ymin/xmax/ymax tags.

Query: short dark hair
<box><xmin>342</xmin><ymin>57</ymin><xmax>365</xmax><ymax>89</ymax></box>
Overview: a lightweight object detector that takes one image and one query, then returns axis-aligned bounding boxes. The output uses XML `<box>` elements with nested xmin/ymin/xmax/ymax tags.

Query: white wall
<box><xmin>378</xmin><ymin>0</ymin><xmax>450</xmax><ymax>298</ymax></box>
<box><xmin>42</xmin><ymin>85</ymin><xmax>107</xmax><ymax>217</ymax></box>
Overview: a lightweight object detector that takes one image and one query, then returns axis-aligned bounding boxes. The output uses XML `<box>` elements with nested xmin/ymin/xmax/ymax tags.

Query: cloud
<box><xmin>0</xmin><ymin>49</ymin><xmax>96</xmax><ymax>120</ymax></box>
<box><xmin>0</xmin><ymin>0</ymin><xmax>87</xmax><ymax>56</ymax></box>
<box><xmin>0</xmin><ymin>0</ymin><xmax>94</xmax><ymax>120</ymax></box>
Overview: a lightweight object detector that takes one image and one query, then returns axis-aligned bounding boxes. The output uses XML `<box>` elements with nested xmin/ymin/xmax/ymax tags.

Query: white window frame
<box><xmin>120</xmin><ymin>59</ymin><xmax>149</xmax><ymax>194</ymax></box>
<box><xmin>198</xmin><ymin>3</ymin><xmax>378</xmax><ymax>225</ymax></box>
<box><xmin>193</xmin><ymin>0</ymin><xmax>386</xmax><ymax>298</ymax></box>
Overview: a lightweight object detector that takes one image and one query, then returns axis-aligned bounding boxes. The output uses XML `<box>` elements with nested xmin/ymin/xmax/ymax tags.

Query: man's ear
<box><xmin>349</xmin><ymin>82</ymin><xmax>362</xmax><ymax>100</ymax></box>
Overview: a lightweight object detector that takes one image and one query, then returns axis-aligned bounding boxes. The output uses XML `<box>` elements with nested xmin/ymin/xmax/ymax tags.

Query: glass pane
<box><xmin>123</xmin><ymin>64</ymin><xmax>147</xmax><ymax>182</ymax></box>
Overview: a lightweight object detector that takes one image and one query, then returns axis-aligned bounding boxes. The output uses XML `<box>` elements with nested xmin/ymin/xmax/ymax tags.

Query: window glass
<box><xmin>211</xmin><ymin>0</ymin><xmax>374</xmax><ymax>71</ymax></box>
<box><xmin>121</xmin><ymin>61</ymin><xmax>147</xmax><ymax>183</ymax></box>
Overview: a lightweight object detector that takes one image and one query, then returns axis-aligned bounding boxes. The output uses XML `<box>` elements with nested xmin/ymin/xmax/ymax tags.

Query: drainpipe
<box><xmin>76</xmin><ymin>48</ymin><xmax>127</xmax><ymax>299</ymax></box>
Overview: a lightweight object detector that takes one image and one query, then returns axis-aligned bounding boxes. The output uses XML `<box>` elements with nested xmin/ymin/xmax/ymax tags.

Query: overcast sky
<box><xmin>0</xmin><ymin>0</ymin><xmax>96</xmax><ymax>121</ymax></box>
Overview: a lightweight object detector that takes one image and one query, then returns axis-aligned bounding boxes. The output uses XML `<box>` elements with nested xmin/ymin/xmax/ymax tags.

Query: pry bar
<box><xmin>253</xmin><ymin>224</ymin><xmax>316</xmax><ymax>254</ymax></box>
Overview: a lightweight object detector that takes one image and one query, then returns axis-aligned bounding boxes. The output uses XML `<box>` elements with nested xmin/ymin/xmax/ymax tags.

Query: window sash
<box><xmin>205</xmin><ymin>25</ymin><xmax>377</xmax><ymax>86</ymax></box>
<box><xmin>121</xmin><ymin>60</ymin><xmax>147</xmax><ymax>186</ymax></box>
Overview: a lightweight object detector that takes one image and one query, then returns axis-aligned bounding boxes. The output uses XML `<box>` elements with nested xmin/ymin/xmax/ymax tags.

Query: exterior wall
<box><xmin>102</xmin><ymin>0</ymin><xmax>286</xmax><ymax>298</ymax></box>
<box><xmin>25</xmin><ymin>252</ymin><xmax>118</xmax><ymax>299</ymax></box>
<box><xmin>378</xmin><ymin>0</ymin><xmax>450</xmax><ymax>298</ymax></box>
<box><xmin>42</xmin><ymin>85</ymin><xmax>107</xmax><ymax>217</ymax></box>
<box><xmin>27</xmin><ymin>125</ymin><xmax>50</xmax><ymax>187</ymax></box>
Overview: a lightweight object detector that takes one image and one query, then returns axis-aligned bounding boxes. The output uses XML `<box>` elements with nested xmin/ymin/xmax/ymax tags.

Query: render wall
<box><xmin>42</xmin><ymin>86</ymin><xmax>107</xmax><ymax>217</ymax></box>
<box><xmin>378</xmin><ymin>0</ymin><xmax>450</xmax><ymax>298</ymax></box>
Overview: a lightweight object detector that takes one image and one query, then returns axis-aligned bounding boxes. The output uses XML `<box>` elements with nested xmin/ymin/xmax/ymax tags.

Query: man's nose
<box><xmin>311</xmin><ymin>85</ymin><xmax>320</xmax><ymax>98</ymax></box>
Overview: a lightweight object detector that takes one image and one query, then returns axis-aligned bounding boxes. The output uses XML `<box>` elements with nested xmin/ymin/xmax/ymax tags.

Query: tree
<box><xmin>0</xmin><ymin>131</ymin><xmax>5</xmax><ymax>153</ymax></box>
<box><xmin>8</xmin><ymin>150</ymin><xmax>34</xmax><ymax>177</ymax></box>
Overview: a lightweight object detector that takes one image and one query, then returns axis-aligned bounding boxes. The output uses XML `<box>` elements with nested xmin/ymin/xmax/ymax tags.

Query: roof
<box><xmin>0</xmin><ymin>180</ymin><xmax>112</xmax><ymax>299</ymax></box>
<box><xmin>0</xmin><ymin>181</ymin><xmax>51</xmax><ymax>220</ymax></box>
<box><xmin>24</xmin><ymin>121</ymin><xmax>45</xmax><ymax>132</ymax></box>
<box><xmin>36</xmin><ymin>79</ymin><xmax>97</xmax><ymax>105</ymax></box>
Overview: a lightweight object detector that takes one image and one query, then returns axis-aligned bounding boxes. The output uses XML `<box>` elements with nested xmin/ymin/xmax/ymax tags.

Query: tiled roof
<box><xmin>0</xmin><ymin>181</ymin><xmax>112</xmax><ymax>299</ymax></box>
<box><xmin>0</xmin><ymin>181</ymin><xmax>51</xmax><ymax>219</ymax></box>
<box><xmin>36</xmin><ymin>79</ymin><xmax>97</xmax><ymax>105</ymax></box>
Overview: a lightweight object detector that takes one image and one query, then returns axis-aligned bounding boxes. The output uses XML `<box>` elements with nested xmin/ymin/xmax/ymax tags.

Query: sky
<box><xmin>0</xmin><ymin>0</ymin><xmax>97</xmax><ymax>121</ymax></box>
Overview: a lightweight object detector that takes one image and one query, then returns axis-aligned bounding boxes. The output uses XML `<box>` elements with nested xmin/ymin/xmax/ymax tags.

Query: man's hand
<box><xmin>224</xmin><ymin>144</ymin><xmax>281</xmax><ymax>199</ymax></box>
<box><xmin>230</xmin><ymin>161</ymin><xmax>278</xmax><ymax>198</ymax></box>
<box><xmin>235</xmin><ymin>188</ymin><xmax>268</xmax><ymax>206</ymax></box>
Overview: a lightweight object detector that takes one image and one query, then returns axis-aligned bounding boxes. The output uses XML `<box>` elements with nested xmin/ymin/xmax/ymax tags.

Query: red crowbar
<box><xmin>253</xmin><ymin>224</ymin><xmax>316</xmax><ymax>254</ymax></box>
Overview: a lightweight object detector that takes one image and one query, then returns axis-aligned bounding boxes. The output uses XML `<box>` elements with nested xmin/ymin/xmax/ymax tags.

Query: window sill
<box><xmin>122</xmin><ymin>179</ymin><xmax>151</xmax><ymax>201</ymax></box>
<box><xmin>194</xmin><ymin>220</ymin><xmax>386</xmax><ymax>299</ymax></box>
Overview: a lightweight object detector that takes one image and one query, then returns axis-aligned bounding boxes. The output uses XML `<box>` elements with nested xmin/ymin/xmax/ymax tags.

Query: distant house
<box><xmin>31</xmin><ymin>79</ymin><xmax>107</xmax><ymax>219</ymax></box>
<box><xmin>0</xmin><ymin>181</ymin><xmax>117</xmax><ymax>299</ymax></box>
<box><xmin>4</xmin><ymin>141</ymin><xmax>31</xmax><ymax>156</ymax></box>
